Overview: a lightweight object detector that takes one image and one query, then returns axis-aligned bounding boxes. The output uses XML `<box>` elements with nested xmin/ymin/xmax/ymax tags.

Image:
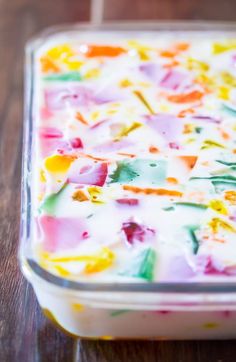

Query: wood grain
<box><xmin>104</xmin><ymin>0</ymin><xmax>236</xmax><ymax>21</ymax></box>
<box><xmin>1</xmin><ymin>0</ymin><xmax>236</xmax><ymax>361</ymax></box>
<box><xmin>76</xmin><ymin>340</ymin><xmax>236</xmax><ymax>362</ymax></box>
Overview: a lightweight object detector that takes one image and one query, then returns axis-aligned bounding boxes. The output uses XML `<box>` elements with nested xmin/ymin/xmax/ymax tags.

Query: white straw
<box><xmin>90</xmin><ymin>0</ymin><xmax>105</xmax><ymax>26</ymax></box>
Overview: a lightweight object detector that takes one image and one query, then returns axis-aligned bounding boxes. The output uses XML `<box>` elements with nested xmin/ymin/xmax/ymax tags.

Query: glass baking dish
<box><xmin>20</xmin><ymin>21</ymin><xmax>236</xmax><ymax>340</ymax></box>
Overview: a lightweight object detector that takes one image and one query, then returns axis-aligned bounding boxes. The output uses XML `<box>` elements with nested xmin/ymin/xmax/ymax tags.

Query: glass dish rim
<box><xmin>20</xmin><ymin>20</ymin><xmax>236</xmax><ymax>295</ymax></box>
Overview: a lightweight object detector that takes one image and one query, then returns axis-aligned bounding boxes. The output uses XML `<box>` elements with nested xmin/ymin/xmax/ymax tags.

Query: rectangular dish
<box><xmin>20</xmin><ymin>22</ymin><xmax>236</xmax><ymax>339</ymax></box>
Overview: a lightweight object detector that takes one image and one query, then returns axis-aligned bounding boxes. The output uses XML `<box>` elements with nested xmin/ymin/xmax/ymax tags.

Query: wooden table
<box><xmin>1</xmin><ymin>0</ymin><xmax>236</xmax><ymax>360</ymax></box>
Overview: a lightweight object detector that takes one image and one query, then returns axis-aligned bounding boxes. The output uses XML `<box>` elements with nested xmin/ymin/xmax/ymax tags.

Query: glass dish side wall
<box><xmin>31</xmin><ymin>277</ymin><xmax>236</xmax><ymax>339</ymax></box>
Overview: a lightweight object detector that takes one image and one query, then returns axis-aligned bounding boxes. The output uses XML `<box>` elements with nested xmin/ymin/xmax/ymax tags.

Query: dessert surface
<box><xmin>33</xmin><ymin>32</ymin><xmax>236</xmax><ymax>282</ymax></box>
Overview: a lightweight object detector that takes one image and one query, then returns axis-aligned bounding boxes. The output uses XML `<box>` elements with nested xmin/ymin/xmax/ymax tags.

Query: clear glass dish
<box><xmin>20</xmin><ymin>21</ymin><xmax>236</xmax><ymax>340</ymax></box>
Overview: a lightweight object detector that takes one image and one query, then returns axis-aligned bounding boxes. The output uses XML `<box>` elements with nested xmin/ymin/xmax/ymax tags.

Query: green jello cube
<box><xmin>109</xmin><ymin>159</ymin><xmax>166</xmax><ymax>185</ymax></box>
<box><xmin>119</xmin><ymin>248</ymin><xmax>156</xmax><ymax>281</ymax></box>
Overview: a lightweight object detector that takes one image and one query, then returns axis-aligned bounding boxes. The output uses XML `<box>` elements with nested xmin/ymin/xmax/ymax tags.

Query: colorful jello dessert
<box><xmin>34</xmin><ymin>33</ymin><xmax>236</xmax><ymax>283</ymax></box>
<box><xmin>21</xmin><ymin>28</ymin><xmax>236</xmax><ymax>338</ymax></box>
